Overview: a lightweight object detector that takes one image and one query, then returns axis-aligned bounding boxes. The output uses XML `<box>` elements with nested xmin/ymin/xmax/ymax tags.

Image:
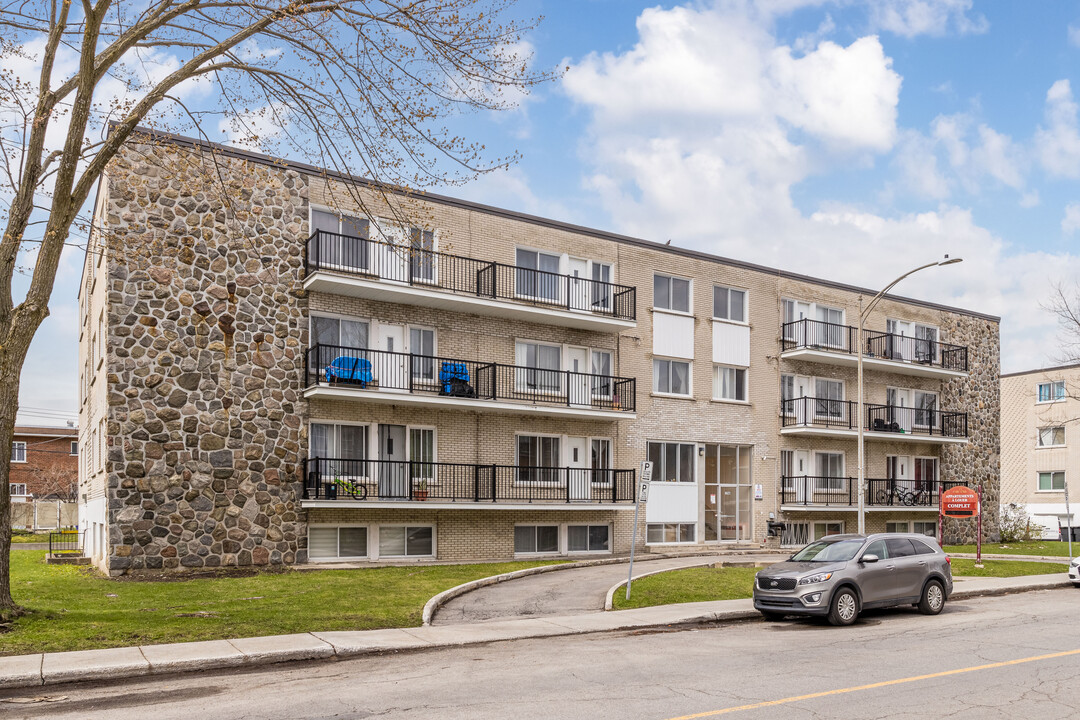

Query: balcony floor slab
<box><xmin>780</xmin><ymin>347</ymin><xmax>967</xmax><ymax>379</ymax></box>
<box><xmin>779</xmin><ymin>426</ymin><xmax>968</xmax><ymax>444</ymax></box>
<box><xmin>301</xmin><ymin>500</ymin><xmax>635</xmax><ymax>511</ymax></box>
<box><xmin>779</xmin><ymin>505</ymin><xmax>943</xmax><ymax>512</ymax></box>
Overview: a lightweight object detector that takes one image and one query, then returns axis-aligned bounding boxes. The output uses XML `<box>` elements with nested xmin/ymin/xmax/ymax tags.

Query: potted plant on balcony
<box><xmin>415</xmin><ymin>478</ymin><xmax>429</xmax><ymax>501</ymax></box>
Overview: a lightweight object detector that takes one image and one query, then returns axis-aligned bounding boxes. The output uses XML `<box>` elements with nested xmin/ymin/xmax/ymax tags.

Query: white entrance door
<box><xmin>567</xmin><ymin>436</ymin><xmax>590</xmax><ymax>501</ymax></box>
<box><xmin>887</xmin><ymin>387</ymin><xmax>913</xmax><ymax>432</ymax></box>
<box><xmin>568</xmin><ymin>257</ymin><xmax>589</xmax><ymax>312</ymax></box>
<box><xmin>567</xmin><ymin>347</ymin><xmax>591</xmax><ymax>407</ymax></box>
<box><xmin>887</xmin><ymin>319</ymin><xmax>913</xmax><ymax>361</ymax></box>
<box><xmin>793</xmin><ymin>450</ymin><xmax>810</xmax><ymax>502</ymax></box>
<box><xmin>376</xmin><ymin>323</ymin><xmax>407</xmax><ymax>390</ymax></box>
<box><xmin>793</xmin><ymin>375</ymin><xmax>811</xmax><ymax>425</ymax></box>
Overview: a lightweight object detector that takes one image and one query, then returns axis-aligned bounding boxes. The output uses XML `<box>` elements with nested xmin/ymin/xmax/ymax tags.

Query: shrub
<box><xmin>999</xmin><ymin>503</ymin><xmax>1037</xmax><ymax>543</ymax></box>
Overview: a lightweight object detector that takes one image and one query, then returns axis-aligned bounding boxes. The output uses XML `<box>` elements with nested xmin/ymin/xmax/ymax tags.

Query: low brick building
<box><xmin>77</xmin><ymin>131</ymin><xmax>1001</xmax><ymax>575</ymax></box>
<box><xmin>10</xmin><ymin>425</ymin><xmax>79</xmax><ymax>501</ymax></box>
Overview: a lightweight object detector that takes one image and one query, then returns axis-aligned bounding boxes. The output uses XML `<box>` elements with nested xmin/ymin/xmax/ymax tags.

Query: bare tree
<box><xmin>1045</xmin><ymin>282</ymin><xmax>1080</xmax><ymax>367</ymax></box>
<box><xmin>0</xmin><ymin>0</ymin><xmax>551</xmax><ymax>618</ymax></box>
<box><xmin>28</xmin><ymin>465</ymin><xmax>77</xmax><ymax>502</ymax></box>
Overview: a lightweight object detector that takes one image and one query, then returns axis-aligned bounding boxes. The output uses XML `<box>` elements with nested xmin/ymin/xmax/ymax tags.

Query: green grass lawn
<box><xmin>950</xmin><ymin>559</ymin><xmax>1067</xmax><ymax>577</ymax></box>
<box><xmin>1</xmin><ymin>551</ymin><xmax>563</xmax><ymax>656</ymax></box>
<box><xmin>944</xmin><ymin>541</ymin><xmax>1077</xmax><ymax>557</ymax></box>
<box><xmin>11</xmin><ymin>532</ymin><xmax>52</xmax><ymax>543</ymax></box>
<box><xmin>612</xmin><ymin>566</ymin><xmax>757</xmax><ymax>610</ymax></box>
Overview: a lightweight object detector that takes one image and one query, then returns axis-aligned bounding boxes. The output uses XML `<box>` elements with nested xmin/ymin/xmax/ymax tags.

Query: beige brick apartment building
<box><xmin>77</xmin><ymin>131</ymin><xmax>1000</xmax><ymax>574</ymax></box>
<box><xmin>1001</xmin><ymin>364</ymin><xmax>1080</xmax><ymax>539</ymax></box>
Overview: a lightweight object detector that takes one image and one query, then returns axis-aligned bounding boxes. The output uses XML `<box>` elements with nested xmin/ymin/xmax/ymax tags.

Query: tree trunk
<box><xmin>0</xmin><ymin>349</ymin><xmax>31</xmax><ymax>620</ymax></box>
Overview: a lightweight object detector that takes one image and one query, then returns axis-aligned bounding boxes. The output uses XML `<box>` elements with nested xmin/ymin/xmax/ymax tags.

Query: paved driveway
<box><xmin>432</xmin><ymin>552</ymin><xmax>788</xmax><ymax>625</ymax></box>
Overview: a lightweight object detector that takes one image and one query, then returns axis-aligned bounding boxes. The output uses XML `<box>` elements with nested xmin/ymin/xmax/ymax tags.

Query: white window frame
<box><xmin>590</xmin><ymin>349</ymin><xmax>614</xmax><ymax>399</ymax></box>
<box><xmin>712</xmin><ymin>285</ymin><xmax>748</xmax><ymax>324</ymax></box>
<box><xmin>408</xmin><ymin>425</ymin><xmax>437</xmax><ymax>485</ymax></box>
<box><xmin>1038</xmin><ymin>471</ymin><xmax>1066</xmax><ymax>492</ymax></box>
<box><xmin>310</xmin><ymin>312</ymin><xmax>372</xmax><ymax>349</ymax></box>
<box><xmin>813</xmin><ymin>521</ymin><xmax>845</xmax><ymax>540</ymax></box>
<box><xmin>375</xmin><ymin>524</ymin><xmax>436</xmax><ymax>559</ymax></box>
<box><xmin>712</xmin><ymin>364</ymin><xmax>748</xmax><ymax>403</ymax></box>
<box><xmin>1037</xmin><ymin>426</ymin><xmax>1067</xmax><ymax>448</ymax></box>
<box><xmin>645</xmin><ymin>522</ymin><xmax>698</xmax><ymax>545</ymax></box>
<box><xmin>653</xmin><ymin>273</ymin><xmax>693</xmax><ymax>315</ymax></box>
<box><xmin>514</xmin><ymin>432</ymin><xmax>563</xmax><ymax>486</ymax></box>
<box><xmin>913</xmin><ymin>456</ymin><xmax>939</xmax><ymax>485</ymax></box>
<box><xmin>9</xmin><ymin>483</ymin><xmax>27</xmax><ymax>496</ymax></box>
<box><xmin>813</xmin><ymin>378</ymin><xmax>845</xmax><ymax>421</ymax></box>
<box><xmin>589</xmin><ymin>436</ymin><xmax>614</xmax><ymax>486</ymax></box>
<box><xmin>11</xmin><ymin>441</ymin><xmax>26</xmax><ymax>464</ymax></box>
<box><xmin>652</xmin><ymin>357</ymin><xmax>692</xmax><ymax>397</ymax></box>
<box><xmin>647</xmin><ymin>440</ymin><xmax>697</xmax><ymax>483</ymax></box>
<box><xmin>1037</xmin><ymin>380</ymin><xmax>1067</xmax><ymax>404</ymax></box>
<box><xmin>309</xmin><ymin>420</ymin><xmax>371</xmax><ymax>480</ymax></box>
<box><xmin>814</xmin><ymin>452</ymin><xmax>845</xmax><ymax>491</ymax></box>
<box><xmin>566</xmin><ymin>523</ymin><xmax>612</xmax><ymax>554</ymax></box>
<box><xmin>515</xmin><ymin>245</ymin><xmax>564</xmax><ymax>302</ymax></box>
<box><xmin>70</xmin><ymin>441</ymin><xmax>79</xmax><ymax>456</ymax></box>
<box><xmin>912</xmin><ymin>521</ymin><xmax>937</xmax><ymax>537</ymax></box>
<box><xmin>310</xmin><ymin>205</ymin><xmax>374</xmax><ymax>273</ymax></box>
<box><xmin>407</xmin><ymin>325</ymin><xmax>438</xmax><ymax>385</ymax></box>
<box><xmin>885</xmin><ymin>521</ymin><xmax>910</xmax><ymax>533</ymax></box>
<box><xmin>513</xmin><ymin>524</ymin><xmax>562</xmax><ymax>555</ymax></box>
<box><xmin>308</xmin><ymin>525</ymin><xmax>370</xmax><ymax>561</ymax></box>
<box><xmin>515</xmin><ymin>338</ymin><xmax>564</xmax><ymax>395</ymax></box>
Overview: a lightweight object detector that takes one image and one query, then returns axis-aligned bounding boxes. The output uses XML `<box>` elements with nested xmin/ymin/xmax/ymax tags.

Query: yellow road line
<box><xmin>665</xmin><ymin>647</ymin><xmax>1080</xmax><ymax>719</ymax></box>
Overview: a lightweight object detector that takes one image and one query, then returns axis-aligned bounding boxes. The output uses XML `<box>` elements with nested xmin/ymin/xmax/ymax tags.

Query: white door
<box><xmin>888</xmin><ymin>387</ymin><xmax>913</xmax><ymax>432</ymax></box>
<box><xmin>568</xmin><ymin>257</ymin><xmax>589</xmax><ymax>311</ymax></box>
<box><xmin>567</xmin><ymin>436</ymin><xmax>590</xmax><ymax>501</ymax></box>
<box><xmin>375</xmin><ymin>224</ymin><xmax>408</xmax><ymax>283</ymax></box>
<box><xmin>376</xmin><ymin>323</ymin><xmax>407</xmax><ymax>390</ymax></box>
<box><xmin>887</xmin><ymin>319</ymin><xmax>912</xmax><ymax>361</ymax></box>
<box><xmin>793</xmin><ymin>450</ymin><xmax>810</xmax><ymax>502</ymax></box>
<box><xmin>793</xmin><ymin>375</ymin><xmax>811</xmax><ymax>425</ymax></box>
<box><xmin>792</xmin><ymin>301</ymin><xmax>811</xmax><ymax>345</ymax></box>
<box><xmin>567</xmin><ymin>347</ymin><xmax>591</xmax><ymax>407</ymax></box>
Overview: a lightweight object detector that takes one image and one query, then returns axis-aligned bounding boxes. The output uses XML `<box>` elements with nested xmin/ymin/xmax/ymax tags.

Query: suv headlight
<box><xmin>798</xmin><ymin>572</ymin><xmax>833</xmax><ymax>586</ymax></box>
<box><xmin>1070</xmin><ymin>558</ymin><xmax>1080</xmax><ymax>567</ymax></box>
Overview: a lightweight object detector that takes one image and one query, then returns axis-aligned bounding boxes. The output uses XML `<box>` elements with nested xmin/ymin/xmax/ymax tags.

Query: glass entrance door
<box><xmin>705</xmin><ymin>445</ymin><xmax>752</xmax><ymax>541</ymax></box>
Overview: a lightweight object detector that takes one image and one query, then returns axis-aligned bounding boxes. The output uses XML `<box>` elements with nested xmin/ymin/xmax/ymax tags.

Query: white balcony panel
<box><xmin>645</xmin><ymin>482</ymin><xmax>698</xmax><ymax>523</ymax></box>
<box><xmin>653</xmin><ymin>311</ymin><xmax>695</xmax><ymax>359</ymax></box>
<box><xmin>712</xmin><ymin>322</ymin><xmax>750</xmax><ymax>367</ymax></box>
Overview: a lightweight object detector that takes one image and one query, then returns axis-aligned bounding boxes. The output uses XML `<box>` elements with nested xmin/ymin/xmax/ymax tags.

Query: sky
<box><xmin>16</xmin><ymin>0</ymin><xmax>1080</xmax><ymax>425</ymax></box>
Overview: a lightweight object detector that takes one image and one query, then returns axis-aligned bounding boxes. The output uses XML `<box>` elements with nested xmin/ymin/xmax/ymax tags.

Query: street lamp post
<box><xmin>856</xmin><ymin>255</ymin><xmax>963</xmax><ymax>535</ymax></box>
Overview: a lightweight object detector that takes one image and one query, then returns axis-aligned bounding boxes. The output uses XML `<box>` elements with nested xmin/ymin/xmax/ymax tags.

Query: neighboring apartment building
<box><xmin>9</xmin><ymin>424</ymin><xmax>79</xmax><ymax>501</ymax></box>
<box><xmin>77</xmin><ymin>131</ymin><xmax>1000</xmax><ymax>575</ymax></box>
<box><xmin>1001</xmin><ymin>364</ymin><xmax>1080</xmax><ymax>539</ymax></box>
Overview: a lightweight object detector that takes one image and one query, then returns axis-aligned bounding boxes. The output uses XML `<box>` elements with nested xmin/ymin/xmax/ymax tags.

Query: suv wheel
<box><xmin>918</xmin><ymin>579</ymin><xmax>946</xmax><ymax>615</ymax></box>
<box><xmin>827</xmin><ymin>587</ymin><xmax>859</xmax><ymax>626</ymax></box>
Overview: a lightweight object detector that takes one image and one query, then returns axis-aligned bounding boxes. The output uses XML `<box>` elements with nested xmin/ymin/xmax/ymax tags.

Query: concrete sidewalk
<box><xmin>0</xmin><ymin>572</ymin><xmax>1071</xmax><ymax>692</ymax></box>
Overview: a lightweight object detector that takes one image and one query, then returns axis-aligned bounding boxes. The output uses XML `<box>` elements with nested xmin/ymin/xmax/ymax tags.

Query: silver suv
<box><xmin>753</xmin><ymin>533</ymin><xmax>953</xmax><ymax>626</ymax></box>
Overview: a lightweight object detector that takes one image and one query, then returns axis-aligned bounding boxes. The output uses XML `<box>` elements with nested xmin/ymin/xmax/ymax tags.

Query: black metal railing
<box><xmin>781</xmin><ymin>398</ymin><xmax>968</xmax><ymax>438</ymax></box>
<box><xmin>48</xmin><ymin>530</ymin><xmax>82</xmax><ymax>556</ymax></box>
<box><xmin>305</xmin><ymin>230</ymin><xmax>636</xmax><ymax>321</ymax></box>
<box><xmin>780</xmin><ymin>318</ymin><xmax>969</xmax><ymax>372</ymax></box>
<box><xmin>780</xmin><ymin>397</ymin><xmax>857</xmax><ymax>429</ymax></box>
<box><xmin>306</xmin><ymin>344</ymin><xmax>636</xmax><ymax>412</ymax></box>
<box><xmin>303</xmin><ymin>458</ymin><xmax>636</xmax><ymax>504</ymax></box>
<box><xmin>865</xmin><ymin>404</ymin><xmax>968</xmax><ymax>438</ymax></box>
<box><xmin>780</xmin><ymin>477</ymin><xmax>966</xmax><ymax>507</ymax></box>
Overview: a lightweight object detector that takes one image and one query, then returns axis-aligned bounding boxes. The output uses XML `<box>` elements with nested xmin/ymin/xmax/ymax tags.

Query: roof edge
<box><xmin>1001</xmin><ymin>361</ymin><xmax>1080</xmax><ymax>379</ymax></box>
<box><xmin>114</xmin><ymin>124</ymin><xmax>1001</xmax><ymax>324</ymax></box>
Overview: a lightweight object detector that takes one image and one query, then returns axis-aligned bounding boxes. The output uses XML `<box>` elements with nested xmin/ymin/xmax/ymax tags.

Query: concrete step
<box><xmin>47</xmin><ymin>555</ymin><xmax>90</xmax><ymax>565</ymax></box>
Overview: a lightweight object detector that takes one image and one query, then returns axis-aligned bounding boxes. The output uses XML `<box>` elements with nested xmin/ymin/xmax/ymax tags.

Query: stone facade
<box><xmin>101</xmin><ymin>141</ymin><xmax>310</xmax><ymax>573</ymax></box>
<box><xmin>79</xmin><ymin>132</ymin><xmax>1002</xmax><ymax>574</ymax></box>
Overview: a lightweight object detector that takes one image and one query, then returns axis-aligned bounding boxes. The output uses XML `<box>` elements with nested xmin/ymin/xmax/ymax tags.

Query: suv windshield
<box><xmin>790</xmin><ymin>539</ymin><xmax>864</xmax><ymax>563</ymax></box>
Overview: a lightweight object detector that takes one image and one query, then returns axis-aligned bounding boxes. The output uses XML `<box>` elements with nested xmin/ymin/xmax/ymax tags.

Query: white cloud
<box><xmin>894</xmin><ymin>130</ymin><xmax>950</xmax><ymax>199</ymax></box>
<box><xmin>868</xmin><ymin>0</ymin><xmax>988</xmax><ymax>38</ymax></box>
<box><xmin>1036</xmin><ymin>79</ymin><xmax>1080</xmax><ymax>178</ymax></box>
<box><xmin>1069</xmin><ymin>24</ymin><xmax>1080</xmax><ymax>48</ymax></box>
<box><xmin>1063</xmin><ymin>202</ymin><xmax>1080</xmax><ymax>235</ymax></box>
<box><xmin>1019</xmin><ymin>190</ymin><xmax>1040</xmax><ymax>208</ymax></box>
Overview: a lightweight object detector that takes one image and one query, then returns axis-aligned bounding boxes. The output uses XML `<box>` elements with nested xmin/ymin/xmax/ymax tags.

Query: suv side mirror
<box><xmin>860</xmin><ymin>554</ymin><xmax>879</xmax><ymax>564</ymax></box>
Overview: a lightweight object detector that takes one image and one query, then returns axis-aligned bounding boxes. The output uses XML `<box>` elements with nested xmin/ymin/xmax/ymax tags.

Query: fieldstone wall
<box><xmin>104</xmin><ymin>139</ymin><xmax>309</xmax><ymax>574</ymax></box>
<box><xmin>940</xmin><ymin>312</ymin><xmax>1002</xmax><ymax>543</ymax></box>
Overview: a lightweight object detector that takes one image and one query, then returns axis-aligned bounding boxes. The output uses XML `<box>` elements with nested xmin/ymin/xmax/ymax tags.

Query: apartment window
<box><xmin>646</xmin><ymin>523</ymin><xmax>696</xmax><ymax>543</ymax></box>
<box><xmin>9</xmin><ymin>483</ymin><xmax>26</xmax><ymax>496</ymax></box>
<box><xmin>654</xmin><ymin>274</ymin><xmax>690</xmax><ymax>313</ymax></box>
<box><xmin>815</xmin><ymin>452</ymin><xmax>844</xmax><ymax>491</ymax></box>
<box><xmin>515</xmin><ymin>525</ymin><xmax>559</xmax><ymax>554</ymax></box>
<box><xmin>11</xmin><ymin>442</ymin><xmax>26</xmax><ymax>463</ymax></box>
<box><xmin>653</xmin><ymin>358</ymin><xmax>690</xmax><ymax>396</ymax></box>
<box><xmin>591</xmin><ymin>439</ymin><xmax>612</xmax><ymax>484</ymax></box>
<box><xmin>408</xmin><ymin>227</ymin><xmax>435</xmax><ymax>282</ymax></box>
<box><xmin>915</xmin><ymin>458</ymin><xmax>938</xmax><ymax>487</ymax></box>
<box><xmin>1038</xmin><ymin>381</ymin><xmax>1066</xmax><ymax>403</ymax></box>
<box><xmin>886</xmin><ymin>522</ymin><xmax>909</xmax><ymax>533</ymax></box>
<box><xmin>913</xmin><ymin>391</ymin><xmax>938</xmax><ymax>427</ymax></box>
<box><xmin>70</xmin><ymin>441</ymin><xmax>79</xmax><ymax>456</ymax></box>
<box><xmin>713</xmin><ymin>286</ymin><xmax>746</xmax><ymax>322</ymax></box>
<box><xmin>409</xmin><ymin>327</ymin><xmax>436</xmax><ymax>381</ymax></box>
<box><xmin>813</xmin><ymin>522</ymin><xmax>844</xmax><ymax>540</ymax></box>
<box><xmin>516</xmin><ymin>248</ymin><xmax>561</xmax><ymax>301</ymax></box>
<box><xmin>591</xmin><ymin>262</ymin><xmax>613</xmax><ymax>310</ymax></box>
<box><xmin>713</xmin><ymin>365</ymin><xmax>747</xmax><ymax>401</ymax></box>
<box><xmin>310</xmin><ymin>423</ymin><xmax>368</xmax><ymax>479</ymax></box>
<box><xmin>1038</xmin><ymin>427</ymin><xmax>1066</xmax><ymax>447</ymax></box>
<box><xmin>312</xmin><ymin>315</ymin><xmax>369</xmax><ymax>350</ymax></box>
<box><xmin>409</xmin><ymin>428</ymin><xmax>435</xmax><ymax>482</ymax></box>
<box><xmin>379</xmin><ymin>526</ymin><xmax>434</xmax><ymax>557</ymax></box>
<box><xmin>647</xmin><ymin>441</ymin><xmax>696</xmax><ymax>483</ymax></box>
<box><xmin>814</xmin><ymin>378</ymin><xmax>844</xmax><ymax>420</ymax></box>
<box><xmin>311</xmin><ymin>209</ymin><xmax>370</xmax><ymax>269</ymax></box>
<box><xmin>568</xmin><ymin>525</ymin><xmax>610</xmax><ymax>552</ymax></box>
<box><xmin>309</xmin><ymin>527</ymin><xmax>368</xmax><ymax>559</ymax></box>
<box><xmin>1039</xmin><ymin>471</ymin><xmax>1066</xmax><ymax>491</ymax></box>
<box><xmin>913</xmin><ymin>521</ymin><xmax>937</xmax><ymax>537</ymax></box>
<box><xmin>591</xmin><ymin>350</ymin><xmax>613</xmax><ymax>397</ymax></box>
<box><xmin>516</xmin><ymin>341</ymin><xmax>561</xmax><ymax>392</ymax></box>
<box><xmin>517</xmin><ymin>435</ymin><xmax>560</xmax><ymax>483</ymax></box>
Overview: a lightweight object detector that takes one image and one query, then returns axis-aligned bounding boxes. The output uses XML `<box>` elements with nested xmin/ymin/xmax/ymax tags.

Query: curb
<box><xmin>420</xmin><ymin>551</ymin><xmax>735</xmax><ymax>625</ymax></box>
<box><xmin>949</xmin><ymin>553</ymin><xmax>1072</xmax><ymax>563</ymax></box>
<box><xmin>602</xmin><ymin>559</ymin><xmax>771</xmax><ymax>611</ymax></box>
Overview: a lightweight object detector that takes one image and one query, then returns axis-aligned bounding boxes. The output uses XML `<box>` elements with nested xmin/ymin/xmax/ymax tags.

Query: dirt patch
<box><xmin>112</xmin><ymin>566</ymin><xmax>291</xmax><ymax>583</ymax></box>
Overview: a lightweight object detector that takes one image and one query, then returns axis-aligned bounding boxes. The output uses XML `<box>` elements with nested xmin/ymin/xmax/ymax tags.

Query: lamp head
<box><xmin>938</xmin><ymin>255</ymin><xmax>963</xmax><ymax>266</ymax></box>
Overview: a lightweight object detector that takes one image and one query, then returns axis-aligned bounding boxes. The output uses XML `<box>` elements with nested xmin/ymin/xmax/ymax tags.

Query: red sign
<box><xmin>941</xmin><ymin>486</ymin><xmax>980</xmax><ymax>518</ymax></box>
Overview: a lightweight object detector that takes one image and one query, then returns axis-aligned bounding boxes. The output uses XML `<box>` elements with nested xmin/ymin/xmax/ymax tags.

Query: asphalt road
<box><xmin>5</xmin><ymin>588</ymin><xmax>1080</xmax><ymax>719</ymax></box>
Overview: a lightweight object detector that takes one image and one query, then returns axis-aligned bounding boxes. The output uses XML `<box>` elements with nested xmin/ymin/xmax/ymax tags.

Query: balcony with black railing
<box><xmin>303</xmin><ymin>230</ymin><xmax>637</xmax><ymax>331</ymax></box>
<box><xmin>780</xmin><ymin>318</ymin><xmax>969</xmax><ymax>377</ymax></box>
<box><xmin>305</xmin><ymin>344</ymin><xmax>636</xmax><ymax>417</ymax></box>
<box><xmin>780</xmin><ymin>397</ymin><xmax>968</xmax><ymax>442</ymax></box>
<box><xmin>303</xmin><ymin>457</ymin><xmax>636</xmax><ymax>506</ymax></box>
<box><xmin>780</xmin><ymin>476</ymin><xmax>967</xmax><ymax>508</ymax></box>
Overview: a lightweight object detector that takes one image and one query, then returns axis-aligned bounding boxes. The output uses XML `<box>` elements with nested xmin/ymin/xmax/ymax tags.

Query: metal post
<box><xmin>976</xmin><ymin>484</ymin><xmax>983</xmax><ymax>567</ymax></box>
<box><xmin>626</xmin><ymin>498</ymin><xmax>641</xmax><ymax>602</ymax></box>
<box><xmin>857</xmin><ymin>294</ymin><xmax>866</xmax><ymax>535</ymax></box>
<box><xmin>1065</xmin><ymin>479</ymin><xmax>1073</xmax><ymax>561</ymax></box>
